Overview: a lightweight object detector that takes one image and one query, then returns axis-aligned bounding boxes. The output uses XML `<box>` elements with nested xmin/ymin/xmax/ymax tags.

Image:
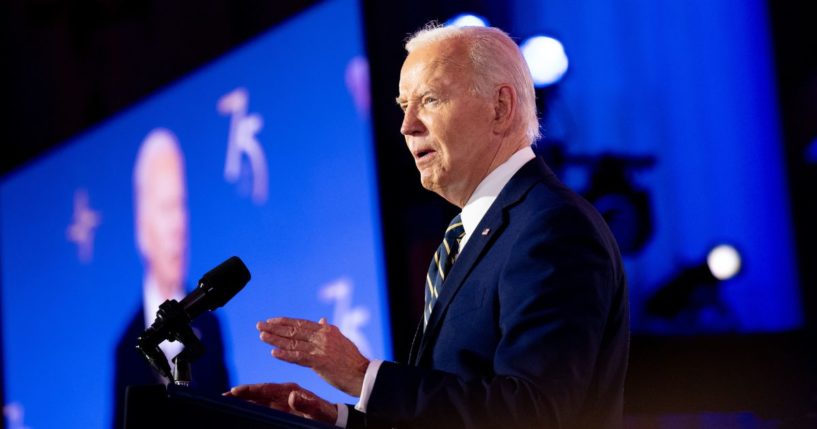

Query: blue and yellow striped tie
<box><xmin>424</xmin><ymin>214</ymin><xmax>465</xmax><ymax>329</ymax></box>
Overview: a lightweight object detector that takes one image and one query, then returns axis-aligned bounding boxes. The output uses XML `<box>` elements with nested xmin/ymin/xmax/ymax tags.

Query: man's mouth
<box><xmin>417</xmin><ymin>149</ymin><xmax>434</xmax><ymax>159</ymax></box>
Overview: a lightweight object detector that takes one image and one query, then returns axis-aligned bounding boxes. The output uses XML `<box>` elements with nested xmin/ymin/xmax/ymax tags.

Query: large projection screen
<box><xmin>1</xmin><ymin>0</ymin><xmax>390</xmax><ymax>427</ymax></box>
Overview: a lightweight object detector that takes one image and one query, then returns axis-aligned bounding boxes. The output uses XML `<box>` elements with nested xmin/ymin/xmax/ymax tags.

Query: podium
<box><xmin>123</xmin><ymin>384</ymin><xmax>338</xmax><ymax>429</ymax></box>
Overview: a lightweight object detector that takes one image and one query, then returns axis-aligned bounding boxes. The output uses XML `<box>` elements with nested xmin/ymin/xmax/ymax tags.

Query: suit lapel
<box><xmin>417</xmin><ymin>204</ymin><xmax>505</xmax><ymax>361</ymax></box>
<box><xmin>416</xmin><ymin>157</ymin><xmax>555</xmax><ymax>362</ymax></box>
<box><xmin>408</xmin><ymin>319</ymin><xmax>423</xmax><ymax>365</ymax></box>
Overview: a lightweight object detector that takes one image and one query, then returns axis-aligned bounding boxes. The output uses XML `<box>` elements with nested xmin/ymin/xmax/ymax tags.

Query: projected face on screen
<box><xmin>134</xmin><ymin>129</ymin><xmax>189</xmax><ymax>299</ymax></box>
<box><xmin>1</xmin><ymin>0</ymin><xmax>389</xmax><ymax>428</ymax></box>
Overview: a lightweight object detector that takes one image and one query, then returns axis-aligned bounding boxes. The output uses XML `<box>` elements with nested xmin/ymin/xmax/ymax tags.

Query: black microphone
<box><xmin>137</xmin><ymin>256</ymin><xmax>250</xmax><ymax>378</ymax></box>
<box><xmin>178</xmin><ymin>255</ymin><xmax>251</xmax><ymax>320</ymax></box>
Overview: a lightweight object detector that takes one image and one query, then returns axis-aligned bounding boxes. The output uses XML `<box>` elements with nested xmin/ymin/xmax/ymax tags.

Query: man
<box><xmin>226</xmin><ymin>24</ymin><xmax>629</xmax><ymax>429</ymax></box>
<box><xmin>112</xmin><ymin>128</ymin><xmax>230</xmax><ymax>428</ymax></box>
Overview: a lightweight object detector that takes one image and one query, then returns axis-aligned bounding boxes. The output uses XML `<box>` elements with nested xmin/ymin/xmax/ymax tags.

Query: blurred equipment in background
<box><xmin>645</xmin><ymin>244</ymin><xmax>742</xmax><ymax>329</ymax></box>
<box><xmin>534</xmin><ymin>141</ymin><xmax>657</xmax><ymax>256</ymax></box>
<box><xmin>576</xmin><ymin>154</ymin><xmax>656</xmax><ymax>256</ymax></box>
<box><xmin>519</xmin><ymin>30</ymin><xmax>654</xmax><ymax>256</ymax></box>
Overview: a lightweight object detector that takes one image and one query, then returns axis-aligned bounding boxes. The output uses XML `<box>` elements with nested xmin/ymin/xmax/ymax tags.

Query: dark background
<box><xmin>2</xmin><ymin>0</ymin><xmax>816</xmax><ymax>425</ymax></box>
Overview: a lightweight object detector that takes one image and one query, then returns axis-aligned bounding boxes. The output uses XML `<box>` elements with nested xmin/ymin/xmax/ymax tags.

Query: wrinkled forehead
<box><xmin>398</xmin><ymin>40</ymin><xmax>474</xmax><ymax>96</ymax></box>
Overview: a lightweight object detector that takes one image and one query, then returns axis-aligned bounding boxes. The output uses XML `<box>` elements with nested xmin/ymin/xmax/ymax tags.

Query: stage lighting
<box><xmin>707</xmin><ymin>244</ymin><xmax>741</xmax><ymax>280</ymax></box>
<box><xmin>646</xmin><ymin>243</ymin><xmax>742</xmax><ymax>320</ymax></box>
<box><xmin>446</xmin><ymin>13</ymin><xmax>488</xmax><ymax>28</ymax></box>
<box><xmin>520</xmin><ymin>36</ymin><xmax>568</xmax><ymax>87</ymax></box>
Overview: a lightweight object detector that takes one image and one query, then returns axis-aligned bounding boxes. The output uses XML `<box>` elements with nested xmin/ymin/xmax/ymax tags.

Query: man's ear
<box><xmin>493</xmin><ymin>85</ymin><xmax>516</xmax><ymax>133</ymax></box>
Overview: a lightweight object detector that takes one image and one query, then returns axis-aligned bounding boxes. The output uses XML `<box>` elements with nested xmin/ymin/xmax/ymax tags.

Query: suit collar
<box><xmin>460</xmin><ymin>147</ymin><xmax>535</xmax><ymax>249</ymax></box>
<box><xmin>416</xmin><ymin>157</ymin><xmax>555</xmax><ymax>362</ymax></box>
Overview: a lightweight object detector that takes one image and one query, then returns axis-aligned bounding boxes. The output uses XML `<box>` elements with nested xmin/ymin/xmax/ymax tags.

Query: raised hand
<box><xmin>257</xmin><ymin>317</ymin><xmax>370</xmax><ymax>397</ymax></box>
<box><xmin>224</xmin><ymin>382</ymin><xmax>338</xmax><ymax>423</ymax></box>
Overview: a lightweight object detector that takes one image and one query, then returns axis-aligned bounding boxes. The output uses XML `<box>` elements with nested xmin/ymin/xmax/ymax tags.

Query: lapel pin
<box><xmin>481</xmin><ymin>228</ymin><xmax>491</xmax><ymax>236</ymax></box>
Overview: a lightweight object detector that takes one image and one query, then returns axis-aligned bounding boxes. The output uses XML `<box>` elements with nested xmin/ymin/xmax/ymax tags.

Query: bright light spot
<box><xmin>707</xmin><ymin>244</ymin><xmax>741</xmax><ymax>281</ymax></box>
<box><xmin>520</xmin><ymin>36</ymin><xmax>569</xmax><ymax>87</ymax></box>
<box><xmin>446</xmin><ymin>14</ymin><xmax>488</xmax><ymax>28</ymax></box>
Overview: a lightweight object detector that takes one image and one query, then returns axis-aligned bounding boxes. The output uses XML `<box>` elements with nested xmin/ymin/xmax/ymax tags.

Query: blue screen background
<box><xmin>510</xmin><ymin>0</ymin><xmax>802</xmax><ymax>333</ymax></box>
<box><xmin>0</xmin><ymin>0</ymin><xmax>390</xmax><ymax>427</ymax></box>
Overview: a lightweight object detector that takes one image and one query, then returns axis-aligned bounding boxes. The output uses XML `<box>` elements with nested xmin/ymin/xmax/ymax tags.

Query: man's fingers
<box><xmin>288</xmin><ymin>389</ymin><xmax>337</xmax><ymax>423</ymax></box>
<box><xmin>260</xmin><ymin>325</ymin><xmax>317</xmax><ymax>341</ymax></box>
<box><xmin>227</xmin><ymin>383</ymin><xmax>298</xmax><ymax>402</ymax></box>
<box><xmin>259</xmin><ymin>332</ymin><xmax>316</xmax><ymax>351</ymax></box>
<box><xmin>229</xmin><ymin>383</ymin><xmax>301</xmax><ymax>412</ymax></box>
<box><xmin>258</xmin><ymin>317</ymin><xmax>322</xmax><ymax>332</ymax></box>
<box><xmin>272</xmin><ymin>349</ymin><xmax>315</xmax><ymax>367</ymax></box>
<box><xmin>225</xmin><ymin>382</ymin><xmax>335</xmax><ymax>420</ymax></box>
<box><xmin>256</xmin><ymin>318</ymin><xmax>328</xmax><ymax>349</ymax></box>
<box><xmin>228</xmin><ymin>384</ymin><xmax>265</xmax><ymax>400</ymax></box>
<box><xmin>288</xmin><ymin>390</ymin><xmax>315</xmax><ymax>413</ymax></box>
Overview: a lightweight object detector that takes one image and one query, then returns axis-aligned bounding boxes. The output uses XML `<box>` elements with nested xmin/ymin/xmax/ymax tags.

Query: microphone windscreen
<box><xmin>198</xmin><ymin>256</ymin><xmax>251</xmax><ymax>309</ymax></box>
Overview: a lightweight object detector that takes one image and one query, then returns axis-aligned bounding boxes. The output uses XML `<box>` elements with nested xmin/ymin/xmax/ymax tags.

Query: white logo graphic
<box><xmin>218</xmin><ymin>87</ymin><xmax>268</xmax><ymax>204</ymax></box>
<box><xmin>319</xmin><ymin>278</ymin><xmax>372</xmax><ymax>357</ymax></box>
<box><xmin>66</xmin><ymin>188</ymin><xmax>101</xmax><ymax>263</ymax></box>
<box><xmin>345</xmin><ymin>56</ymin><xmax>371</xmax><ymax>119</ymax></box>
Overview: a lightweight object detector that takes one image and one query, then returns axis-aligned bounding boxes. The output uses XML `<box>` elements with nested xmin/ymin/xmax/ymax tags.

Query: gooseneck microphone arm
<box><xmin>136</xmin><ymin>256</ymin><xmax>251</xmax><ymax>384</ymax></box>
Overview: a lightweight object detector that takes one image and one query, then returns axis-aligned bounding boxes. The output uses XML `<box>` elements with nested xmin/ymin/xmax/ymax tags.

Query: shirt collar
<box><xmin>460</xmin><ymin>146</ymin><xmax>535</xmax><ymax>249</ymax></box>
<box><xmin>143</xmin><ymin>275</ymin><xmax>185</xmax><ymax>328</ymax></box>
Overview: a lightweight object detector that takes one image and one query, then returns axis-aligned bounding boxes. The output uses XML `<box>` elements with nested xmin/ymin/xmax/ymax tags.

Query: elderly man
<box><xmin>227</xmin><ymin>24</ymin><xmax>629</xmax><ymax>429</ymax></box>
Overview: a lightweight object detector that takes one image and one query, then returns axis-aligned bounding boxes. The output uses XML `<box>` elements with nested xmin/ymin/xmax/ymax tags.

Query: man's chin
<box><xmin>419</xmin><ymin>175</ymin><xmax>440</xmax><ymax>193</ymax></box>
<box><xmin>420</xmin><ymin>178</ymin><xmax>463</xmax><ymax>206</ymax></box>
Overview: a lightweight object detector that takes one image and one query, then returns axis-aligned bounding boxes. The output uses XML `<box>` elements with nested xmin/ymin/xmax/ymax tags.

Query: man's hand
<box><xmin>224</xmin><ymin>382</ymin><xmax>338</xmax><ymax>424</ymax></box>
<box><xmin>258</xmin><ymin>317</ymin><xmax>369</xmax><ymax>397</ymax></box>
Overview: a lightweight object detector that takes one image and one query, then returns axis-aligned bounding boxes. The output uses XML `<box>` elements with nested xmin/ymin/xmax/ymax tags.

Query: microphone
<box><xmin>137</xmin><ymin>256</ymin><xmax>250</xmax><ymax>379</ymax></box>
<box><xmin>178</xmin><ymin>255</ymin><xmax>251</xmax><ymax>320</ymax></box>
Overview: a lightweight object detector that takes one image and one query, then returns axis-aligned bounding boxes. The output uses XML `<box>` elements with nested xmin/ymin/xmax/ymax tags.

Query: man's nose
<box><xmin>400</xmin><ymin>106</ymin><xmax>424</xmax><ymax>136</ymax></box>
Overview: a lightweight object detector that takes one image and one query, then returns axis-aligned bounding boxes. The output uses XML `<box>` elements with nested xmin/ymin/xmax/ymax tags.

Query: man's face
<box><xmin>397</xmin><ymin>40</ymin><xmax>498</xmax><ymax>207</ymax></box>
<box><xmin>139</xmin><ymin>152</ymin><xmax>188</xmax><ymax>296</ymax></box>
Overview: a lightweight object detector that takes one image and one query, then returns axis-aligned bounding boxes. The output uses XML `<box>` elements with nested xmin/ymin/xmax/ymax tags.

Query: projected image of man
<box><xmin>112</xmin><ymin>128</ymin><xmax>229</xmax><ymax>428</ymax></box>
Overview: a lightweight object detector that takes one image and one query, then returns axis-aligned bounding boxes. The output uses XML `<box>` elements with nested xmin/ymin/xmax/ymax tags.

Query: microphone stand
<box><xmin>170</xmin><ymin>322</ymin><xmax>204</xmax><ymax>386</ymax></box>
<box><xmin>137</xmin><ymin>299</ymin><xmax>205</xmax><ymax>386</ymax></box>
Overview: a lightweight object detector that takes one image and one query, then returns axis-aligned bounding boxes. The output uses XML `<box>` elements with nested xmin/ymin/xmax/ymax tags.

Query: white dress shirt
<box><xmin>143</xmin><ymin>276</ymin><xmax>185</xmax><ymax>376</ymax></box>
<box><xmin>335</xmin><ymin>146</ymin><xmax>536</xmax><ymax>427</ymax></box>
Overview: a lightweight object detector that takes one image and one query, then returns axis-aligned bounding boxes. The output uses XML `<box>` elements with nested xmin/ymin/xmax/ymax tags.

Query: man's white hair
<box><xmin>405</xmin><ymin>23</ymin><xmax>541</xmax><ymax>143</ymax></box>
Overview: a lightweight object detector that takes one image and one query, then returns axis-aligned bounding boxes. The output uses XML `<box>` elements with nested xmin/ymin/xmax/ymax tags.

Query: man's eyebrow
<box><xmin>395</xmin><ymin>90</ymin><xmax>434</xmax><ymax>106</ymax></box>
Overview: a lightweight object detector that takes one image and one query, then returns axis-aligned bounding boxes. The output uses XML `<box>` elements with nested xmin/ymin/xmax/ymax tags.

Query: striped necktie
<box><xmin>424</xmin><ymin>213</ymin><xmax>465</xmax><ymax>329</ymax></box>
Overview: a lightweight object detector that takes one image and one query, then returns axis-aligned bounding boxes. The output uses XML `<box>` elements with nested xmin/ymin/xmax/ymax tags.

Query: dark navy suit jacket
<box><xmin>353</xmin><ymin>158</ymin><xmax>629</xmax><ymax>429</ymax></box>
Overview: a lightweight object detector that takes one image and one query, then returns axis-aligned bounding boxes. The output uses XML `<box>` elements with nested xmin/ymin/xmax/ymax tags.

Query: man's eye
<box><xmin>423</xmin><ymin>97</ymin><xmax>438</xmax><ymax>105</ymax></box>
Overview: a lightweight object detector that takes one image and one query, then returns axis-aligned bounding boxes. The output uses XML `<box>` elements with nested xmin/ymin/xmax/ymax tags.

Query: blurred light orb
<box><xmin>446</xmin><ymin>14</ymin><xmax>488</xmax><ymax>28</ymax></box>
<box><xmin>520</xmin><ymin>36</ymin><xmax>569</xmax><ymax>87</ymax></box>
<box><xmin>707</xmin><ymin>244</ymin><xmax>741</xmax><ymax>281</ymax></box>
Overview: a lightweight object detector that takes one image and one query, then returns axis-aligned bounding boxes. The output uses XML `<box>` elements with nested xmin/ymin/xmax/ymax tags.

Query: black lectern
<box><xmin>123</xmin><ymin>384</ymin><xmax>337</xmax><ymax>429</ymax></box>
